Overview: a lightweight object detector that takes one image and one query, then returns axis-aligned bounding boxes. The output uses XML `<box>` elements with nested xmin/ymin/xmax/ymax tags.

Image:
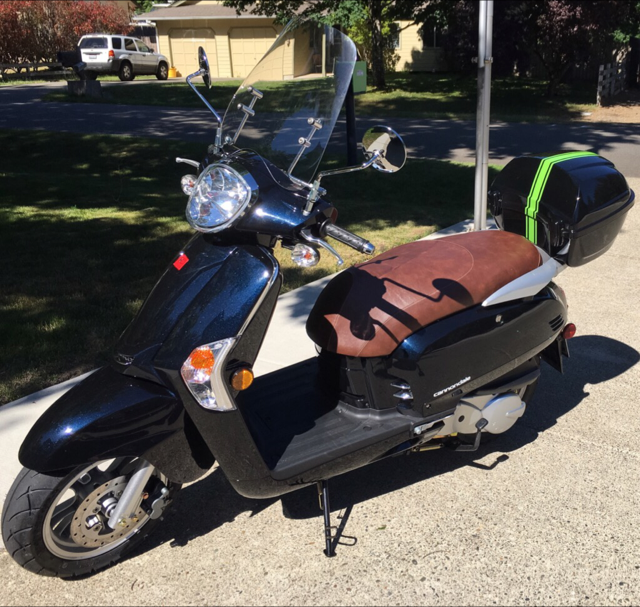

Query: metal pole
<box><xmin>321</xmin><ymin>29</ymin><xmax>327</xmax><ymax>77</ymax></box>
<box><xmin>345</xmin><ymin>78</ymin><xmax>358</xmax><ymax>165</ymax></box>
<box><xmin>473</xmin><ymin>0</ymin><xmax>493</xmax><ymax>231</ymax></box>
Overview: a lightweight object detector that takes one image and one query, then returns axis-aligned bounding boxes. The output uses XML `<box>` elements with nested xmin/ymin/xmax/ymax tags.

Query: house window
<box><xmin>390</xmin><ymin>29</ymin><xmax>400</xmax><ymax>50</ymax></box>
<box><xmin>421</xmin><ymin>23</ymin><xmax>440</xmax><ymax>48</ymax></box>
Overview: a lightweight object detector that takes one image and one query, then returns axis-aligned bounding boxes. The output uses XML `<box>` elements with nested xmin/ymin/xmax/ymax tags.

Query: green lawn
<box><xmin>0</xmin><ymin>128</ymin><xmax>492</xmax><ymax>405</ymax></box>
<box><xmin>42</xmin><ymin>72</ymin><xmax>597</xmax><ymax>122</ymax></box>
<box><xmin>0</xmin><ymin>74</ymin><xmax>158</xmax><ymax>86</ymax></box>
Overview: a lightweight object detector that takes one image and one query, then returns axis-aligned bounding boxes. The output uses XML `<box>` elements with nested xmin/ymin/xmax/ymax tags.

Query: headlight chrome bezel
<box><xmin>185</xmin><ymin>162</ymin><xmax>258</xmax><ymax>233</ymax></box>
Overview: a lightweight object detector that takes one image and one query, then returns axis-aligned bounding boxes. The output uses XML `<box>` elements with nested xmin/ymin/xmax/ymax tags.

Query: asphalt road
<box><xmin>1</xmin><ymin>82</ymin><xmax>640</xmax><ymax>177</ymax></box>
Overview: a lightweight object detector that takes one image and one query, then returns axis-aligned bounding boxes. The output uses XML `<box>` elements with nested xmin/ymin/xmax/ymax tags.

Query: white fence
<box><xmin>597</xmin><ymin>62</ymin><xmax>627</xmax><ymax>105</ymax></box>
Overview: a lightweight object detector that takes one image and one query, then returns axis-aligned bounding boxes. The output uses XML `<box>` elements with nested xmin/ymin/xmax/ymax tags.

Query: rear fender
<box><xmin>19</xmin><ymin>366</ymin><xmax>214</xmax><ymax>483</ymax></box>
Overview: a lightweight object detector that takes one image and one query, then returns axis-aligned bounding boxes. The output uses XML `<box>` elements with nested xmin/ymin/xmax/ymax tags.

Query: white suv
<box><xmin>78</xmin><ymin>34</ymin><xmax>170</xmax><ymax>81</ymax></box>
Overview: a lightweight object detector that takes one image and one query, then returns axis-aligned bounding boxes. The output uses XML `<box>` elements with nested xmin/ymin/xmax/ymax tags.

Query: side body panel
<box><xmin>332</xmin><ymin>287</ymin><xmax>567</xmax><ymax>419</ymax></box>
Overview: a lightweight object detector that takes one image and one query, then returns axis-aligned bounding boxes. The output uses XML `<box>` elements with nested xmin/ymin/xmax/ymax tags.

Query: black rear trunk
<box><xmin>489</xmin><ymin>152</ymin><xmax>634</xmax><ymax>266</ymax></box>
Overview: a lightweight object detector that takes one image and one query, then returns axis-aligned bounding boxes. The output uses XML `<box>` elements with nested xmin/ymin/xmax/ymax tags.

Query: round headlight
<box><xmin>186</xmin><ymin>164</ymin><xmax>254</xmax><ymax>232</ymax></box>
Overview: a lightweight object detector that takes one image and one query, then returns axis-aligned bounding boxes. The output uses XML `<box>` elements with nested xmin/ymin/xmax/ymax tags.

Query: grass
<box><xmin>0</xmin><ymin>128</ymin><xmax>492</xmax><ymax>405</ymax></box>
<box><xmin>42</xmin><ymin>72</ymin><xmax>597</xmax><ymax>122</ymax></box>
<box><xmin>0</xmin><ymin>74</ymin><xmax>158</xmax><ymax>86</ymax></box>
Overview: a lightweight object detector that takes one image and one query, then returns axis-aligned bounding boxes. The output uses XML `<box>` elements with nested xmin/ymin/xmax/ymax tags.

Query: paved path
<box><xmin>0</xmin><ymin>183</ymin><xmax>639</xmax><ymax>605</ymax></box>
<box><xmin>2</xmin><ymin>82</ymin><xmax>640</xmax><ymax>177</ymax></box>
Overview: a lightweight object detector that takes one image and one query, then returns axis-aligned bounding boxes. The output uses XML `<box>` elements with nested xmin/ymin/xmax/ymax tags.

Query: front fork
<box><xmin>107</xmin><ymin>460</ymin><xmax>155</xmax><ymax>529</ymax></box>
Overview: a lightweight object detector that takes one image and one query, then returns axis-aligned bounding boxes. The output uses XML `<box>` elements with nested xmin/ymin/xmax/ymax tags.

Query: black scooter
<box><xmin>2</xmin><ymin>21</ymin><xmax>634</xmax><ymax>578</ymax></box>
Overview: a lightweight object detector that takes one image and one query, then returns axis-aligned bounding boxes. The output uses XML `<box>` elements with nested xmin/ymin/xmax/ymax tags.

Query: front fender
<box><xmin>19</xmin><ymin>366</ymin><xmax>214</xmax><ymax>483</ymax></box>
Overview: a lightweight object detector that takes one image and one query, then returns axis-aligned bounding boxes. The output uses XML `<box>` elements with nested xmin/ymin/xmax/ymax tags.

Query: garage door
<box><xmin>229</xmin><ymin>27</ymin><xmax>277</xmax><ymax>79</ymax></box>
<box><xmin>169</xmin><ymin>28</ymin><xmax>218</xmax><ymax>78</ymax></box>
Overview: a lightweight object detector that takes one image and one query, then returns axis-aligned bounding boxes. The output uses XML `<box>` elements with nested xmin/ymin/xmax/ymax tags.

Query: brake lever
<box><xmin>300</xmin><ymin>228</ymin><xmax>344</xmax><ymax>266</ymax></box>
<box><xmin>176</xmin><ymin>157</ymin><xmax>200</xmax><ymax>169</ymax></box>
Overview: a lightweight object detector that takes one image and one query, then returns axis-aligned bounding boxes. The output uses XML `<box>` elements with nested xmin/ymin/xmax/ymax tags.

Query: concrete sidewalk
<box><xmin>0</xmin><ymin>189</ymin><xmax>639</xmax><ymax>605</ymax></box>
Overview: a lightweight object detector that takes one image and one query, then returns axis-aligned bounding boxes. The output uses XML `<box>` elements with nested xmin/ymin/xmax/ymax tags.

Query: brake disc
<box><xmin>69</xmin><ymin>475</ymin><xmax>147</xmax><ymax>548</ymax></box>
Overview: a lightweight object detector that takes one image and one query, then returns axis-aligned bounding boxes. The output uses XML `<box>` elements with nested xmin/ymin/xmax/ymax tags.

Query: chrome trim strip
<box><xmin>238</xmin><ymin>246</ymin><xmax>280</xmax><ymax>337</ymax></box>
<box><xmin>208</xmin><ymin>247</ymin><xmax>280</xmax><ymax>413</ymax></box>
<box><xmin>207</xmin><ymin>337</ymin><xmax>238</xmax><ymax>411</ymax></box>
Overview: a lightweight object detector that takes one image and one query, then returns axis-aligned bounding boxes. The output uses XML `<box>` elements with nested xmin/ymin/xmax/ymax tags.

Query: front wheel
<box><xmin>1</xmin><ymin>458</ymin><xmax>179</xmax><ymax>578</ymax></box>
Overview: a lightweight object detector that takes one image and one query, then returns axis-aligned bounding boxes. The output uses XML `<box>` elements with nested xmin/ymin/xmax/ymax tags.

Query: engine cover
<box><xmin>453</xmin><ymin>393</ymin><xmax>526</xmax><ymax>435</ymax></box>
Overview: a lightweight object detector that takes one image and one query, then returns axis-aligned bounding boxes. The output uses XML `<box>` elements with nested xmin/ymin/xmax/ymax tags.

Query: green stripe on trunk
<box><xmin>524</xmin><ymin>151</ymin><xmax>597</xmax><ymax>243</ymax></box>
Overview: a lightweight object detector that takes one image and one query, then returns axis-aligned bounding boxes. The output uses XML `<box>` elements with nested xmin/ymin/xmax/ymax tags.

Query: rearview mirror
<box><xmin>198</xmin><ymin>46</ymin><xmax>211</xmax><ymax>89</ymax></box>
<box><xmin>362</xmin><ymin>126</ymin><xmax>407</xmax><ymax>173</ymax></box>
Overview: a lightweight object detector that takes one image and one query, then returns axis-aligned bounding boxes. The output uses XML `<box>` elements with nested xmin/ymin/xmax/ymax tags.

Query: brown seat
<box><xmin>306</xmin><ymin>230</ymin><xmax>541</xmax><ymax>358</ymax></box>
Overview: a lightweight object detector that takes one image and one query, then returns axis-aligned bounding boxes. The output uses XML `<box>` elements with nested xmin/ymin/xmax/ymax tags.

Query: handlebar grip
<box><xmin>324</xmin><ymin>223</ymin><xmax>375</xmax><ymax>255</ymax></box>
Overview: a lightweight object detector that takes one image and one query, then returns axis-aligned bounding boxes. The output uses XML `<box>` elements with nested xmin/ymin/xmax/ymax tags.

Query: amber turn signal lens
<box><xmin>188</xmin><ymin>347</ymin><xmax>215</xmax><ymax>371</ymax></box>
<box><xmin>563</xmin><ymin>323</ymin><xmax>577</xmax><ymax>340</ymax></box>
<box><xmin>231</xmin><ymin>368</ymin><xmax>254</xmax><ymax>391</ymax></box>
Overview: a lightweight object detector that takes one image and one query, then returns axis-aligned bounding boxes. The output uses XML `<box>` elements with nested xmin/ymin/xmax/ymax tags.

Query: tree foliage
<box><xmin>0</xmin><ymin>0</ymin><xmax>132</xmax><ymax>64</ymax></box>
<box><xmin>409</xmin><ymin>0</ymin><xmax>638</xmax><ymax>94</ymax></box>
<box><xmin>346</xmin><ymin>7</ymin><xmax>400</xmax><ymax>74</ymax></box>
<box><xmin>224</xmin><ymin>0</ymin><xmax>638</xmax><ymax>93</ymax></box>
<box><xmin>133</xmin><ymin>0</ymin><xmax>156</xmax><ymax>15</ymax></box>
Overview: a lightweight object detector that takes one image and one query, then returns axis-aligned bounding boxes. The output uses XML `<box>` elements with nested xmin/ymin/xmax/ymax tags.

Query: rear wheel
<box><xmin>156</xmin><ymin>62</ymin><xmax>168</xmax><ymax>80</ymax></box>
<box><xmin>1</xmin><ymin>458</ymin><xmax>179</xmax><ymax>578</ymax></box>
<box><xmin>118</xmin><ymin>62</ymin><xmax>134</xmax><ymax>81</ymax></box>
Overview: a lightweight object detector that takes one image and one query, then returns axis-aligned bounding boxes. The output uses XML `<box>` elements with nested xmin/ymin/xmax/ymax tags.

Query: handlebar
<box><xmin>322</xmin><ymin>223</ymin><xmax>375</xmax><ymax>255</ymax></box>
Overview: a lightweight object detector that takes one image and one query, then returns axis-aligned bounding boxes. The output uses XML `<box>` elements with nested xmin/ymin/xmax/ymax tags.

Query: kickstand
<box><xmin>317</xmin><ymin>480</ymin><xmax>336</xmax><ymax>558</ymax></box>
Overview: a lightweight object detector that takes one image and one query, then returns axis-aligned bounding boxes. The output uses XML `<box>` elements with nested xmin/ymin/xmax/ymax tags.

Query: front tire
<box><xmin>2</xmin><ymin>458</ymin><xmax>179</xmax><ymax>578</ymax></box>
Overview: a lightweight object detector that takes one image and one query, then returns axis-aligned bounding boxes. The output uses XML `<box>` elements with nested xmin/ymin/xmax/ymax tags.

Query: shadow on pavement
<box><xmin>119</xmin><ymin>334</ymin><xmax>638</xmax><ymax>566</ymax></box>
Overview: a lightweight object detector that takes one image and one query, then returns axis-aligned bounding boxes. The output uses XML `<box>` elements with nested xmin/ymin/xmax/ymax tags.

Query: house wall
<box><xmin>157</xmin><ymin>18</ymin><xmax>284</xmax><ymax>78</ymax></box>
<box><xmin>393</xmin><ymin>21</ymin><xmax>446</xmax><ymax>72</ymax></box>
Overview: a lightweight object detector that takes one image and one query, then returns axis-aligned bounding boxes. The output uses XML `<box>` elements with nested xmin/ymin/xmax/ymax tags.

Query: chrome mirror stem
<box><xmin>303</xmin><ymin>151</ymin><xmax>381</xmax><ymax>216</ymax></box>
<box><xmin>316</xmin><ymin>150</ymin><xmax>382</xmax><ymax>180</ymax></box>
<box><xmin>186</xmin><ymin>68</ymin><xmax>223</xmax><ymax>151</ymax></box>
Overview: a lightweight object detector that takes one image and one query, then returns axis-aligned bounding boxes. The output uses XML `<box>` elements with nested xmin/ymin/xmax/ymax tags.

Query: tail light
<box><xmin>563</xmin><ymin>323</ymin><xmax>577</xmax><ymax>340</ymax></box>
<box><xmin>108</xmin><ymin>50</ymin><xmax>115</xmax><ymax>59</ymax></box>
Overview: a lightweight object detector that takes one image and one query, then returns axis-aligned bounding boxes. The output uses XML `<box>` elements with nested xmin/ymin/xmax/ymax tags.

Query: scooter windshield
<box><xmin>222</xmin><ymin>19</ymin><xmax>357</xmax><ymax>186</ymax></box>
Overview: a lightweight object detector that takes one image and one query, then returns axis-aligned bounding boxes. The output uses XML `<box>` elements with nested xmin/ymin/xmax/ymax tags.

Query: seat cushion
<box><xmin>306</xmin><ymin>230</ymin><xmax>541</xmax><ymax>358</ymax></box>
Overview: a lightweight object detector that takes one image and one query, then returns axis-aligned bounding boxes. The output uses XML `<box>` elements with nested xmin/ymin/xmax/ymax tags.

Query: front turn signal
<box><xmin>181</xmin><ymin>339</ymin><xmax>237</xmax><ymax>411</ymax></box>
<box><xmin>231</xmin><ymin>368</ymin><xmax>254</xmax><ymax>391</ymax></box>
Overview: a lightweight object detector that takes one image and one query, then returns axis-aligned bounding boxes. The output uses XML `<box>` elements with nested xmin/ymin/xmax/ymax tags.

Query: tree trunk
<box><xmin>545</xmin><ymin>62</ymin><xmax>571</xmax><ymax>97</ymax></box>
<box><xmin>368</xmin><ymin>0</ymin><xmax>386</xmax><ymax>89</ymax></box>
<box><xmin>629</xmin><ymin>37</ymin><xmax>639</xmax><ymax>89</ymax></box>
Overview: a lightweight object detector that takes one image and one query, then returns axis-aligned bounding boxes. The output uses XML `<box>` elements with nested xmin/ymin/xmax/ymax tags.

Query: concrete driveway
<box><xmin>2</xmin><ymin>81</ymin><xmax>640</xmax><ymax>177</ymax></box>
<box><xmin>0</xmin><ymin>177</ymin><xmax>638</xmax><ymax>605</ymax></box>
